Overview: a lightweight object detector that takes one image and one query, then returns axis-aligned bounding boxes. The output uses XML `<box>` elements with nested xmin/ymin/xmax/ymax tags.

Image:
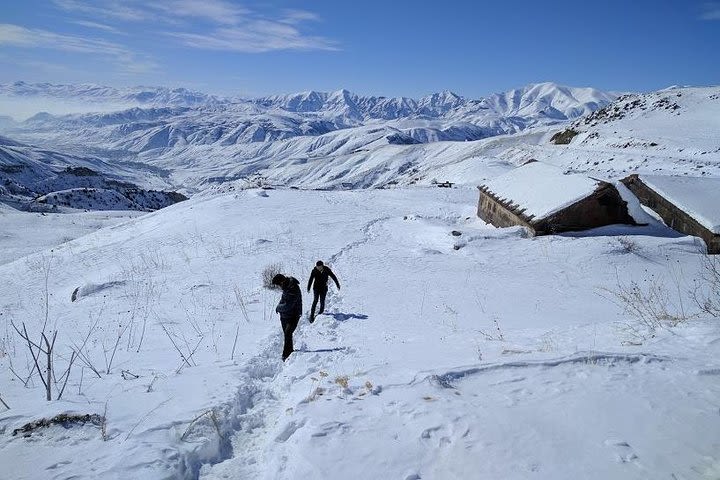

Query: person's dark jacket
<box><xmin>276</xmin><ymin>276</ymin><xmax>302</xmax><ymax>317</ymax></box>
<box><xmin>307</xmin><ymin>266</ymin><xmax>340</xmax><ymax>292</ymax></box>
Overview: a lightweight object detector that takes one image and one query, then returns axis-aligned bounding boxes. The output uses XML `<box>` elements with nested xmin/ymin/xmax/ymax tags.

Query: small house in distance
<box><xmin>621</xmin><ymin>174</ymin><xmax>720</xmax><ymax>254</ymax></box>
<box><xmin>477</xmin><ymin>162</ymin><xmax>635</xmax><ymax>235</ymax></box>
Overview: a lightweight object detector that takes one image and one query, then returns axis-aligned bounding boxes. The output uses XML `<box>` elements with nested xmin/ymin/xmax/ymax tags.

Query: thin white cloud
<box><xmin>0</xmin><ymin>24</ymin><xmax>157</xmax><ymax>73</ymax></box>
<box><xmin>281</xmin><ymin>10</ymin><xmax>321</xmax><ymax>25</ymax></box>
<box><xmin>19</xmin><ymin>59</ymin><xmax>75</xmax><ymax>73</ymax></box>
<box><xmin>71</xmin><ymin>20</ymin><xmax>125</xmax><ymax>34</ymax></box>
<box><xmin>149</xmin><ymin>0</ymin><xmax>247</xmax><ymax>25</ymax></box>
<box><xmin>54</xmin><ymin>0</ymin><xmax>246</xmax><ymax>25</ymax></box>
<box><xmin>700</xmin><ymin>2</ymin><xmax>720</xmax><ymax>19</ymax></box>
<box><xmin>53</xmin><ymin>0</ymin><xmax>339</xmax><ymax>53</ymax></box>
<box><xmin>53</xmin><ymin>0</ymin><xmax>150</xmax><ymax>22</ymax></box>
<box><xmin>167</xmin><ymin>20</ymin><xmax>339</xmax><ymax>53</ymax></box>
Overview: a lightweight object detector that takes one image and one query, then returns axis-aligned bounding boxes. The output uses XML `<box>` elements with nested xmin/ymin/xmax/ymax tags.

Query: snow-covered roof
<box><xmin>637</xmin><ymin>175</ymin><xmax>720</xmax><ymax>234</ymax></box>
<box><xmin>480</xmin><ymin>162</ymin><xmax>602</xmax><ymax>220</ymax></box>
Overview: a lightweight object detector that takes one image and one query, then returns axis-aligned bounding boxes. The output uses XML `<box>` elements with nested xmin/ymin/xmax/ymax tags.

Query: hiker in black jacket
<box><xmin>272</xmin><ymin>273</ymin><xmax>303</xmax><ymax>361</ymax></box>
<box><xmin>307</xmin><ymin>261</ymin><xmax>340</xmax><ymax>322</ymax></box>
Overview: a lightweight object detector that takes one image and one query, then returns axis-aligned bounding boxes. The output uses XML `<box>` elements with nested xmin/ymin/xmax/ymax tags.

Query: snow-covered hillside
<box><xmin>141</xmin><ymin>85</ymin><xmax>720</xmax><ymax>191</ymax></box>
<box><xmin>2</xmin><ymin>82</ymin><xmax>718</xmax><ymax>199</ymax></box>
<box><xmin>0</xmin><ymin>136</ymin><xmax>186</xmax><ymax>211</ymax></box>
<box><xmin>519</xmin><ymin>86</ymin><xmax>720</xmax><ymax>178</ymax></box>
<box><xmin>1</xmin><ymin>187</ymin><xmax>718</xmax><ymax>479</ymax></box>
<box><xmin>0</xmin><ymin>82</ymin><xmax>616</xmax><ymax>194</ymax></box>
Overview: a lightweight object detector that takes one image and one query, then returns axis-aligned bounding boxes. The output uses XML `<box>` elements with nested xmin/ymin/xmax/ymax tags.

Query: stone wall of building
<box><xmin>622</xmin><ymin>175</ymin><xmax>720</xmax><ymax>254</ymax></box>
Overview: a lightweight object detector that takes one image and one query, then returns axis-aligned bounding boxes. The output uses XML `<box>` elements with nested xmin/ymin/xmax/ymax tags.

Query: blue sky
<box><xmin>0</xmin><ymin>0</ymin><xmax>718</xmax><ymax>98</ymax></box>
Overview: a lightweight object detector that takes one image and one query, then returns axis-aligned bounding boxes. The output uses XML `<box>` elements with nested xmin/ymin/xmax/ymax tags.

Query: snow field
<box><xmin>0</xmin><ymin>208</ymin><xmax>141</xmax><ymax>266</ymax></box>
<box><xmin>1</xmin><ymin>187</ymin><xmax>719</xmax><ymax>479</ymax></box>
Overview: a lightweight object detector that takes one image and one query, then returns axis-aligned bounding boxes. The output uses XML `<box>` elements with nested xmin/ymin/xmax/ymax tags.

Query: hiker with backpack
<box><xmin>272</xmin><ymin>273</ymin><xmax>303</xmax><ymax>361</ymax></box>
<box><xmin>307</xmin><ymin>260</ymin><xmax>340</xmax><ymax>322</ymax></box>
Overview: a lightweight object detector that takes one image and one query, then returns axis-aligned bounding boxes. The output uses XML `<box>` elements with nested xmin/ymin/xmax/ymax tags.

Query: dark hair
<box><xmin>271</xmin><ymin>274</ymin><xmax>285</xmax><ymax>285</ymax></box>
<box><xmin>316</xmin><ymin>260</ymin><xmax>324</xmax><ymax>266</ymax></box>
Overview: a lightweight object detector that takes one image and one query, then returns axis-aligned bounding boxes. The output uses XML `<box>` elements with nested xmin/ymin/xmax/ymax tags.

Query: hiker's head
<box><xmin>316</xmin><ymin>260</ymin><xmax>324</xmax><ymax>271</ymax></box>
<box><xmin>271</xmin><ymin>274</ymin><xmax>286</xmax><ymax>286</ymax></box>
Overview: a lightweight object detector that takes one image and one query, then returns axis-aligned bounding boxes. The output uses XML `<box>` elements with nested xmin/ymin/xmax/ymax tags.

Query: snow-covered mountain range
<box><xmin>1</xmin><ymin>81</ymin><xmax>718</xmax><ymax>209</ymax></box>
<box><xmin>0</xmin><ymin>81</ymin><xmax>220</xmax><ymax>107</ymax></box>
<box><xmin>0</xmin><ymin>81</ymin><xmax>615</xmax><ymax>207</ymax></box>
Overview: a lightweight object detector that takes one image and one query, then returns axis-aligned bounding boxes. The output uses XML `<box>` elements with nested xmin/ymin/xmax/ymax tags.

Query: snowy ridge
<box><xmin>253</xmin><ymin>82</ymin><xmax>613</xmax><ymax>124</ymax></box>
<box><xmin>482</xmin><ymin>82</ymin><xmax>617</xmax><ymax>120</ymax></box>
<box><xmin>484</xmin><ymin>85</ymin><xmax>720</xmax><ymax>183</ymax></box>
<box><xmin>0</xmin><ymin>81</ymin><xmax>221</xmax><ymax>107</ymax></box>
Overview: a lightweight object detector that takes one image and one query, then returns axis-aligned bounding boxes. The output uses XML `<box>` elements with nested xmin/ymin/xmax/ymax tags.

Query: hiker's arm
<box><xmin>275</xmin><ymin>293</ymin><xmax>287</xmax><ymax>314</ymax></box>
<box><xmin>307</xmin><ymin>271</ymin><xmax>314</xmax><ymax>292</ymax></box>
<box><xmin>329</xmin><ymin>270</ymin><xmax>340</xmax><ymax>289</ymax></box>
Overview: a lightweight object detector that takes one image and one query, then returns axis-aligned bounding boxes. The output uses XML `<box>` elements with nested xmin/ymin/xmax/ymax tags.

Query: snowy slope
<box><xmin>512</xmin><ymin>86</ymin><xmax>720</xmax><ymax>179</ymax></box>
<box><xmin>0</xmin><ymin>187</ymin><xmax>718</xmax><ymax>480</ymax></box>
<box><xmin>0</xmin><ymin>207</ymin><xmax>139</xmax><ymax>265</ymax></box>
<box><xmin>0</xmin><ymin>136</ymin><xmax>185</xmax><ymax>211</ymax></box>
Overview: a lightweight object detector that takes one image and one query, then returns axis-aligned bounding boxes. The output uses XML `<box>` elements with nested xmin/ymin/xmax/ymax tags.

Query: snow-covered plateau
<box><xmin>0</xmin><ymin>82</ymin><xmax>719</xmax><ymax>479</ymax></box>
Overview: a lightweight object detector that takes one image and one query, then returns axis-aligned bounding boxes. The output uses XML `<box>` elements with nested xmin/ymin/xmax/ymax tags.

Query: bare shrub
<box><xmin>159</xmin><ymin>321</ymin><xmax>202</xmax><ymax>373</ymax></box>
<box><xmin>614</xmin><ymin>236</ymin><xmax>640</xmax><ymax>254</ymax></box>
<box><xmin>479</xmin><ymin>316</ymin><xmax>505</xmax><ymax>341</ymax></box>
<box><xmin>12</xmin><ymin>322</ymin><xmax>78</xmax><ymax>401</ymax></box>
<box><xmin>334</xmin><ymin>375</ymin><xmax>349</xmax><ymax>391</ymax></box>
<box><xmin>10</xmin><ymin>255</ymin><xmax>78</xmax><ymax>401</ymax></box>
<box><xmin>262</xmin><ymin>263</ymin><xmax>283</xmax><ymax>290</ymax></box>
<box><xmin>230</xmin><ymin>287</ymin><xmax>252</xmax><ymax>360</ymax></box>
<box><xmin>180</xmin><ymin>409</ymin><xmax>222</xmax><ymax>442</ymax></box>
<box><xmin>103</xmin><ymin>319</ymin><xmax>129</xmax><ymax>375</ymax></box>
<box><xmin>691</xmin><ymin>254</ymin><xmax>720</xmax><ymax>318</ymax></box>
<box><xmin>603</xmin><ymin>272</ymin><xmax>694</xmax><ymax>340</ymax></box>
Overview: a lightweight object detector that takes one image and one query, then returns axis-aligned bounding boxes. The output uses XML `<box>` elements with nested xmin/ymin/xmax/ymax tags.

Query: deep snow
<box><xmin>1</xmin><ymin>187</ymin><xmax>719</xmax><ymax>480</ymax></box>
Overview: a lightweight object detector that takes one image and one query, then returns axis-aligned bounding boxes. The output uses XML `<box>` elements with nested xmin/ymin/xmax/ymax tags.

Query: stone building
<box><xmin>477</xmin><ymin>162</ymin><xmax>635</xmax><ymax>235</ymax></box>
<box><xmin>621</xmin><ymin>174</ymin><xmax>720</xmax><ymax>254</ymax></box>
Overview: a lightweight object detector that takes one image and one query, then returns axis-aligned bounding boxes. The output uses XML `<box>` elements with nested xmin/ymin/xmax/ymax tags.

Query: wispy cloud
<box><xmin>53</xmin><ymin>0</ymin><xmax>339</xmax><ymax>53</ymax></box>
<box><xmin>700</xmin><ymin>2</ymin><xmax>720</xmax><ymax>19</ymax></box>
<box><xmin>53</xmin><ymin>0</ymin><xmax>150</xmax><ymax>22</ymax></box>
<box><xmin>167</xmin><ymin>20</ymin><xmax>339</xmax><ymax>53</ymax></box>
<box><xmin>70</xmin><ymin>20</ymin><xmax>125</xmax><ymax>34</ymax></box>
<box><xmin>280</xmin><ymin>10</ymin><xmax>321</xmax><ymax>25</ymax></box>
<box><xmin>149</xmin><ymin>0</ymin><xmax>247</xmax><ymax>25</ymax></box>
<box><xmin>54</xmin><ymin>0</ymin><xmax>246</xmax><ymax>25</ymax></box>
<box><xmin>0</xmin><ymin>24</ymin><xmax>157</xmax><ymax>73</ymax></box>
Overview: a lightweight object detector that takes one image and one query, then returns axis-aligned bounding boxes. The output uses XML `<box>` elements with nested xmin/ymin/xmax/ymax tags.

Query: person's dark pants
<box><xmin>310</xmin><ymin>287</ymin><xmax>327</xmax><ymax>321</ymax></box>
<box><xmin>280</xmin><ymin>315</ymin><xmax>300</xmax><ymax>361</ymax></box>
